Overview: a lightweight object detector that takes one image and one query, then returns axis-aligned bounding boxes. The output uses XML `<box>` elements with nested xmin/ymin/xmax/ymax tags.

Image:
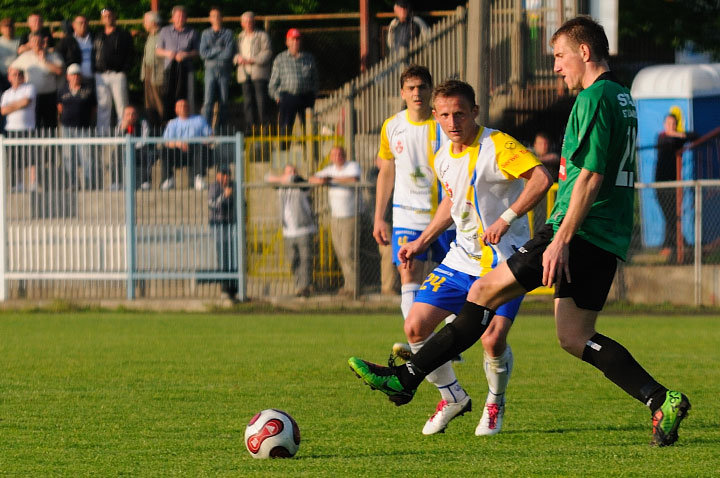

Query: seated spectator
<box><xmin>0</xmin><ymin>18</ymin><xmax>19</xmax><ymax>76</ymax></box>
<box><xmin>208</xmin><ymin>168</ymin><xmax>237</xmax><ymax>301</ymax></box>
<box><xmin>17</xmin><ymin>13</ymin><xmax>54</xmax><ymax>54</ymax></box>
<box><xmin>0</xmin><ymin>67</ymin><xmax>36</xmax><ymax>191</ymax></box>
<box><xmin>266</xmin><ymin>164</ymin><xmax>317</xmax><ymax>297</ymax></box>
<box><xmin>112</xmin><ymin>104</ymin><xmax>156</xmax><ymax>190</ymax></box>
<box><xmin>11</xmin><ymin>32</ymin><xmax>63</xmax><ymax>128</ymax></box>
<box><xmin>387</xmin><ymin>0</ymin><xmax>428</xmax><ymax>51</ymax></box>
<box><xmin>57</xmin><ymin>63</ymin><xmax>96</xmax><ymax>189</ymax></box>
<box><xmin>309</xmin><ymin>146</ymin><xmax>361</xmax><ymax>296</ymax></box>
<box><xmin>161</xmin><ymin>98</ymin><xmax>213</xmax><ymax>190</ymax></box>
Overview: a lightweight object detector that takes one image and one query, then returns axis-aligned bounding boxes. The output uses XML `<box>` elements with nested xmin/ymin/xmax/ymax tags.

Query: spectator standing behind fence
<box><xmin>1</xmin><ymin>67</ymin><xmax>36</xmax><ymax>191</ymax></box>
<box><xmin>209</xmin><ymin>168</ymin><xmax>238</xmax><ymax>301</ymax></box>
<box><xmin>310</xmin><ymin>146</ymin><xmax>361</xmax><ymax>297</ymax></box>
<box><xmin>161</xmin><ymin>98</ymin><xmax>212</xmax><ymax>191</ymax></box>
<box><xmin>268</xmin><ymin>28</ymin><xmax>318</xmax><ymax>138</ymax></box>
<box><xmin>266</xmin><ymin>164</ymin><xmax>317</xmax><ymax>297</ymax></box>
<box><xmin>58</xmin><ymin>64</ymin><xmax>96</xmax><ymax>189</ymax></box>
<box><xmin>113</xmin><ymin>105</ymin><xmax>155</xmax><ymax>190</ymax></box>
<box><xmin>0</xmin><ymin>19</ymin><xmax>19</xmax><ymax>76</ymax></box>
<box><xmin>235</xmin><ymin>11</ymin><xmax>272</xmax><ymax>133</ymax></box>
<box><xmin>56</xmin><ymin>16</ymin><xmax>95</xmax><ymax>80</ymax></box>
<box><xmin>157</xmin><ymin>5</ymin><xmax>200</xmax><ymax>117</ymax></box>
<box><xmin>200</xmin><ymin>7</ymin><xmax>235</xmax><ymax>131</ymax></box>
<box><xmin>94</xmin><ymin>7</ymin><xmax>133</xmax><ymax>133</ymax></box>
<box><xmin>386</xmin><ymin>0</ymin><xmax>428</xmax><ymax>51</ymax></box>
<box><xmin>17</xmin><ymin>13</ymin><xmax>54</xmax><ymax>54</ymax></box>
<box><xmin>10</xmin><ymin>32</ymin><xmax>63</xmax><ymax>128</ymax></box>
<box><xmin>141</xmin><ymin>11</ymin><xmax>165</xmax><ymax>129</ymax></box>
<box><xmin>655</xmin><ymin>113</ymin><xmax>697</xmax><ymax>260</ymax></box>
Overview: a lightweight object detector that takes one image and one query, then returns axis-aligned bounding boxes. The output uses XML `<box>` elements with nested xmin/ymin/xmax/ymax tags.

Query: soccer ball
<box><xmin>244</xmin><ymin>409</ymin><xmax>301</xmax><ymax>459</ymax></box>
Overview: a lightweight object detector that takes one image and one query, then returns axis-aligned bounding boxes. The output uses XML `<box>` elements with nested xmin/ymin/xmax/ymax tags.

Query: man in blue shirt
<box><xmin>162</xmin><ymin>99</ymin><xmax>212</xmax><ymax>190</ymax></box>
<box><xmin>199</xmin><ymin>7</ymin><xmax>234</xmax><ymax>130</ymax></box>
<box><xmin>157</xmin><ymin>6</ymin><xmax>200</xmax><ymax>116</ymax></box>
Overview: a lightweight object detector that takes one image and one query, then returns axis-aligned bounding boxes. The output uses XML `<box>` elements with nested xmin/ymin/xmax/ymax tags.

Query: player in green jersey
<box><xmin>348</xmin><ymin>16</ymin><xmax>690</xmax><ymax>447</ymax></box>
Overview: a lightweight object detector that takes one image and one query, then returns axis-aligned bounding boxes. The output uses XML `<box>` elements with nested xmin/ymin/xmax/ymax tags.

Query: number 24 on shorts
<box><xmin>420</xmin><ymin>273</ymin><xmax>446</xmax><ymax>292</ymax></box>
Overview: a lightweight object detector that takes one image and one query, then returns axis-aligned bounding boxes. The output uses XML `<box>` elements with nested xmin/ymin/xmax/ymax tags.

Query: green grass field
<box><xmin>1</xmin><ymin>310</ymin><xmax>718</xmax><ymax>476</ymax></box>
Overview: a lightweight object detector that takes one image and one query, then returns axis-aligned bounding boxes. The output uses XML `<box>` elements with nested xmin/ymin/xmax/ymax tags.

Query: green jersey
<box><xmin>548</xmin><ymin>72</ymin><xmax>637</xmax><ymax>261</ymax></box>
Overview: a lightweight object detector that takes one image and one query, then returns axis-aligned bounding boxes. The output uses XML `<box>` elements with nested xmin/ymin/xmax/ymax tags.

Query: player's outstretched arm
<box><xmin>542</xmin><ymin>167</ymin><xmax>603</xmax><ymax>286</ymax></box>
<box><xmin>483</xmin><ymin>164</ymin><xmax>552</xmax><ymax>245</ymax></box>
<box><xmin>373</xmin><ymin>158</ymin><xmax>395</xmax><ymax>246</ymax></box>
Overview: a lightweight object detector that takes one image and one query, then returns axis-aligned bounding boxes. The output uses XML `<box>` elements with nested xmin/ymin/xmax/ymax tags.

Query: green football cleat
<box><xmin>650</xmin><ymin>390</ymin><xmax>691</xmax><ymax>447</ymax></box>
<box><xmin>348</xmin><ymin>357</ymin><xmax>416</xmax><ymax>406</ymax></box>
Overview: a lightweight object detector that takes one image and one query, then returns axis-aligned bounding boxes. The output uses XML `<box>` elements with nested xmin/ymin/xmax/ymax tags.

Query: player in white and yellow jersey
<box><xmin>374</xmin><ymin>65</ymin><xmax>454</xmax><ymax>324</ymax></box>
<box><xmin>391</xmin><ymin>80</ymin><xmax>551</xmax><ymax>435</ymax></box>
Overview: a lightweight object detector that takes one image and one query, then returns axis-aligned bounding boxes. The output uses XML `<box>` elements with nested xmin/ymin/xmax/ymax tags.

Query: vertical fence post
<box><xmin>125</xmin><ymin>135</ymin><xmax>136</xmax><ymax>300</ymax></box>
<box><xmin>235</xmin><ymin>132</ymin><xmax>247</xmax><ymax>301</ymax></box>
<box><xmin>694</xmin><ymin>182</ymin><xmax>702</xmax><ymax>306</ymax></box>
<box><xmin>345</xmin><ymin>83</ymin><xmax>356</xmax><ymax>163</ymax></box>
<box><xmin>0</xmin><ymin>136</ymin><xmax>6</xmax><ymax>301</ymax></box>
<box><xmin>353</xmin><ymin>184</ymin><xmax>360</xmax><ymax>299</ymax></box>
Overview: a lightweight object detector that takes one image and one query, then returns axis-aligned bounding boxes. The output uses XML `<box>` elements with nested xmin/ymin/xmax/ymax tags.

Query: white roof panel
<box><xmin>631</xmin><ymin>64</ymin><xmax>720</xmax><ymax>99</ymax></box>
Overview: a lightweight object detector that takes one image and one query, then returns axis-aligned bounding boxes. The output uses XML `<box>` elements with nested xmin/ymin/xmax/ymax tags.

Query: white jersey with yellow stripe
<box><xmin>378</xmin><ymin>110</ymin><xmax>448</xmax><ymax>230</ymax></box>
<box><xmin>432</xmin><ymin>127</ymin><xmax>540</xmax><ymax>277</ymax></box>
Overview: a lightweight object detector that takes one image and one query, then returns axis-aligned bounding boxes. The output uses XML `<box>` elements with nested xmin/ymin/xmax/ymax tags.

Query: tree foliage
<box><xmin>620</xmin><ymin>0</ymin><xmax>720</xmax><ymax>60</ymax></box>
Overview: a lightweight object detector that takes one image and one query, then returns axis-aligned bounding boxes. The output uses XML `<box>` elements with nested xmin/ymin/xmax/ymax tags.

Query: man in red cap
<box><xmin>268</xmin><ymin>28</ymin><xmax>318</xmax><ymax>140</ymax></box>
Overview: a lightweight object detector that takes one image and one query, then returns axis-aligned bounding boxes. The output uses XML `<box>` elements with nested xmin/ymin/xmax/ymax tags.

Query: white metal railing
<box><xmin>0</xmin><ymin>133</ymin><xmax>245</xmax><ymax>301</ymax></box>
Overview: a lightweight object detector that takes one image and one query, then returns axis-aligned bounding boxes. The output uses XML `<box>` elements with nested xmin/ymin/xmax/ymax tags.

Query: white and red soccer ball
<box><xmin>244</xmin><ymin>409</ymin><xmax>301</xmax><ymax>459</ymax></box>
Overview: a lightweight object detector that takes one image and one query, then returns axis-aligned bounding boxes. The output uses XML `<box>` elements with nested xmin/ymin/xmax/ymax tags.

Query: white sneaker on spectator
<box><xmin>161</xmin><ymin>178</ymin><xmax>175</xmax><ymax>190</ymax></box>
<box><xmin>110</xmin><ymin>183</ymin><xmax>121</xmax><ymax>191</ymax></box>
<box><xmin>194</xmin><ymin>175</ymin><xmax>206</xmax><ymax>191</ymax></box>
<box><xmin>141</xmin><ymin>182</ymin><xmax>151</xmax><ymax>190</ymax></box>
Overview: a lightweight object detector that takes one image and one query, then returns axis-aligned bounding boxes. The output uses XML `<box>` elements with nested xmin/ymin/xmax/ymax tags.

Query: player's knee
<box><xmin>481</xmin><ymin>331</ymin><xmax>505</xmax><ymax>357</ymax></box>
<box><xmin>556</xmin><ymin>330</ymin><xmax>584</xmax><ymax>357</ymax></box>
<box><xmin>403</xmin><ymin>315</ymin><xmax>424</xmax><ymax>343</ymax></box>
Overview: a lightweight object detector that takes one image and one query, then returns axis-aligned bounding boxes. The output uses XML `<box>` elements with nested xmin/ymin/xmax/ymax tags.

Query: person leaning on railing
<box><xmin>0</xmin><ymin>66</ymin><xmax>36</xmax><ymax>191</ymax></box>
<box><xmin>266</xmin><ymin>164</ymin><xmax>317</xmax><ymax>297</ymax></box>
<box><xmin>309</xmin><ymin>146</ymin><xmax>361</xmax><ymax>297</ymax></box>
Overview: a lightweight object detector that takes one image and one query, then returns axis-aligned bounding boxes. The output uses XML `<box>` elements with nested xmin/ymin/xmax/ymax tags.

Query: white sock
<box><xmin>400</xmin><ymin>283</ymin><xmax>420</xmax><ymax>319</ymax></box>
<box><xmin>444</xmin><ymin>313</ymin><xmax>457</xmax><ymax>324</ymax></box>
<box><xmin>410</xmin><ymin>334</ymin><xmax>467</xmax><ymax>403</ymax></box>
<box><xmin>484</xmin><ymin>344</ymin><xmax>513</xmax><ymax>405</ymax></box>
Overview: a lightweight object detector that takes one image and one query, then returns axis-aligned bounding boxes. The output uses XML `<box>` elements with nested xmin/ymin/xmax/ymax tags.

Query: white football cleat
<box><xmin>422</xmin><ymin>396</ymin><xmax>472</xmax><ymax>435</ymax></box>
<box><xmin>475</xmin><ymin>402</ymin><xmax>504</xmax><ymax>436</ymax></box>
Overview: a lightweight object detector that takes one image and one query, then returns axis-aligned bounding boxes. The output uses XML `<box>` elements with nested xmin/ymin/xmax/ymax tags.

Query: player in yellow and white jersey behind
<box><xmin>353</xmin><ymin>79</ymin><xmax>552</xmax><ymax>436</ymax></box>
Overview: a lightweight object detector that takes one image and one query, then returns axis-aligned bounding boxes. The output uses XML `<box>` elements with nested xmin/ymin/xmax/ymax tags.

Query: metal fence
<box><xmin>0</xmin><ymin>132</ymin><xmax>244</xmax><ymax>301</ymax></box>
<box><xmin>3</xmin><ymin>129</ymin><xmax>720</xmax><ymax>306</ymax></box>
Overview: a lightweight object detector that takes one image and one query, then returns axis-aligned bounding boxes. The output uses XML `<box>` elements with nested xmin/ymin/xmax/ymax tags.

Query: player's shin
<box><xmin>410</xmin><ymin>334</ymin><xmax>467</xmax><ymax>403</ymax></box>
<box><xmin>400</xmin><ymin>283</ymin><xmax>421</xmax><ymax>319</ymax></box>
<box><xmin>484</xmin><ymin>344</ymin><xmax>513</xmax><ymax>405</ymax></box>
<box><xmin>399</xmin><ymin>301</ymin><xmax>496</xmax><ymax>389</ymax></box>
<box><xmin>581</xmin><ymin>333</ymin><xmax>667</xmax><ymax>408</ymax></box>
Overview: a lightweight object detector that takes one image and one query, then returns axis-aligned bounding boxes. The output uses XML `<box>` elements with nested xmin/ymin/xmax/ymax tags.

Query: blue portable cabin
<box><xmin>630</xmin><ymin>63</ymin><xmax>720</xmax><ymax>248</ymax></box>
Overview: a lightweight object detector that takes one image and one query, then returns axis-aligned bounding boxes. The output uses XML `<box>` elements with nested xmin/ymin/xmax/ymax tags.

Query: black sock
<box><xmin>397</xmin><ymin>301</ymin><xmax>495</xmax><ymax>389</ymax></box>
<box><xmin>581</xmin><ymin>333</ymin><xmax>667</xmax><ymax>409</ymax></box>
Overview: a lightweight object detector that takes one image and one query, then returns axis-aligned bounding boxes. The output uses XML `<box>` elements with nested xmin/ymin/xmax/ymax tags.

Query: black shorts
<box><xmin>507</xmin><ymin>224</ymin><xmax>618</xmax><ymax>311</ymax></box>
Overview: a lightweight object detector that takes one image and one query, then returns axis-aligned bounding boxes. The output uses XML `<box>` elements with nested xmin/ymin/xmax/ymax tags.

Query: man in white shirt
<box><xmin>10</xmin><ymin>32</ymin><xmax>63</xmax><ymax>127</ymax></box>
<box><xmin>1</xmin><ymin>66</ymin><xmax>36</xmax><ymax>190</ymax></box>
<box><xmin>310</xmin><ymin>146</ymin><xmax>362</xmax><ymax>296</ymax></box>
